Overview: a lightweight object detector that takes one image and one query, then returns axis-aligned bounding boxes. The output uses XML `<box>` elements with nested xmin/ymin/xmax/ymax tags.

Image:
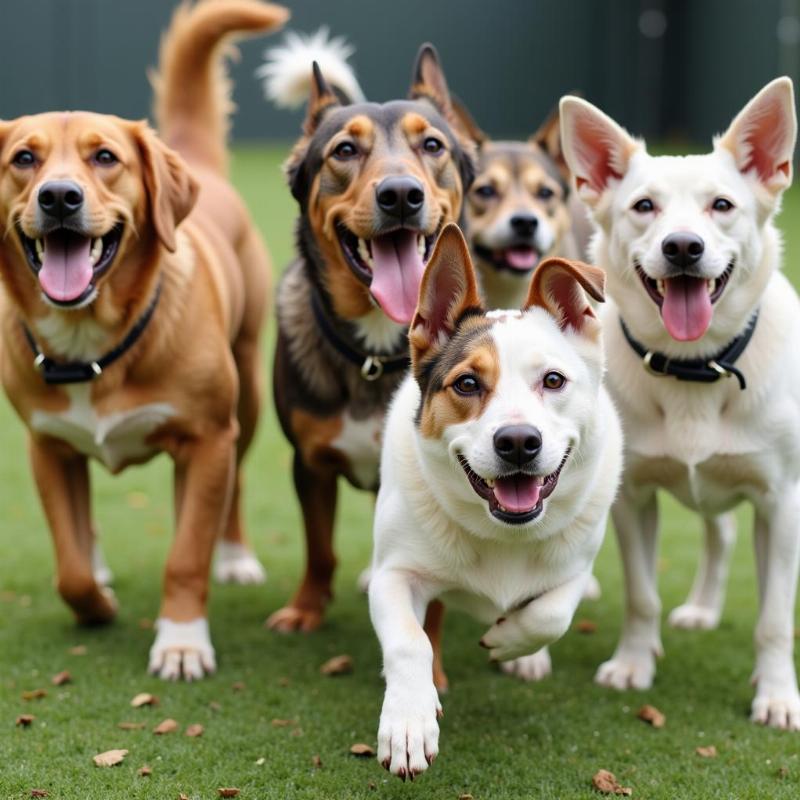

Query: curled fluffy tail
<box><xmin>258</xmin><ymin>27</ymin><xmax>366</xmax><ymax>109</ymax></box>
<box><xmin>152</xmin><ymin>0</ymin><xmax>289</xmax><ymax>174</ymax></box>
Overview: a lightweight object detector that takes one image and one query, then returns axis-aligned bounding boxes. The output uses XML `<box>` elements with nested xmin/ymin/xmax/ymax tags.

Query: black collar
<box><xmin>310</xmin><ymin>287</ymin><xmax>410</xmax><ymax>381</ymax></box>
<box><xmin>22</xmin><ymin>282</ymin><xmax>162</xmax><ymax>386</ymax></box>
<box><xmin>619</xmin><ymin>311</ymin><xmax>758</xmax><ymax>391</ymax></box>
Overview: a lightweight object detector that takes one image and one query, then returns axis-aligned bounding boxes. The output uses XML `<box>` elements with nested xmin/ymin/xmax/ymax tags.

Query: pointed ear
<box><xmin>717</xmin><ymin>77</ymin><xmax>797</xmax><ymax>194</ymax></box>
<box><xmin>559</xmin><ymin>96</ymin><xmax>639</xmax><ymax>206</ymax></box>
<box><xmin>530</xmin><ymin>102</ymin><xmax>569</xmax><ymax>180</ymax></box>
<box><xmin>525</xmin><ymin>257</ymin><xmax>606</xmax><ymax>338</ymax></box>
<box><xmin>136</xmin><ymin>125</ymin><xmax>199</xmax><ymax>252</ymax></box>
<box><xmin>450</xmin><ymin>94</ymin><xmax>488</xmax><ymax>147</ymax></box>
<box><xmin>303</xmin><ymin>61</ymin><xmax>341</xmax><ymax>135</ymax></box>
<box><xmin>410</xmin><ymin>224</ymin><xmax>483</xmax><ymax>367</ymax></box>
<box><xmin>409</xmin><ymin>44</ymin><xmax>454</xmax><ymax>117</ymax></box>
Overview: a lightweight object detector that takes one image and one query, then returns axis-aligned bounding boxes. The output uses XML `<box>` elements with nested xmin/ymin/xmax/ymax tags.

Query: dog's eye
<box><xmin>474</xmin><ymin>184</ymin><xmax>497</xmax><ymax>199</ymax></box>
<box><xmin>332</xmin><ymin>141</ymin><xmax>358</xmax><ymax>160</ymax></box>
<box><xmin>453</xmin><ymin>374</ymin><xmax>481</xmax><ymax>395</ymax></box>
<box><xmin>712</xmin><ymin>197</ymin><xmax>734</xmax><ymax>213</ymax></box>
<box><xmin>632</xmin><ymin>198</ymin><xmax>655</xmax><ymax>213</ymax></box>
<box><xmin>537</xmin><ymin>186</ymin><xmax>555</xmax><ymax>200</ymax></box>
<box><xmin>93</xmin><ymin>149</ymin><xmax>118</xmax><ymax>166</ymax></box>
<box><xmin>11</xmin><ymin>149</ymin><xmax>36</xmax><ymax>168</ymax></box>
<box><xmin>422</xmin><ymin>137</ymin><xmax>444</xmax><ymax>155</ymax></box>
<box><xmin>543</xmin><ymin>371</ymin><xmax>566</xmax><ymax>390</ymax></box>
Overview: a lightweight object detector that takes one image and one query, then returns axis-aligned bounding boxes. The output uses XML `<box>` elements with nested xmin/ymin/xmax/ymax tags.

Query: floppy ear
<box><xmin>303</xmin><ymin>61</ymin><xmax>341</xmax><ymax>136</ymax></box>
<box><xmin>530</xmin><ymin>101</ymin><xmax>570</xmax><ymax>180</ymax></box>
<box><xmin>409</xmin><ymin>44</ymin><xmax>454</xmax><ymax>117</ymax></box>
<box><xmin>559</xmin><ymin>95</ymin><xmax>639</xmax><ymax>206</ymax></box>
<box><xmin>137</xmin><ymin>126</ymin><xmax>199</xmax><ymax>253</ymax></box>
<box><xmin>410</xmin><ymin>223</ymin><xmax>483</xmax><ymax>367</ymax></box>
<box><xmin>717</xmin><ymin>77</ymin><xmax>797</xmax><ymax>194</ymax></box>
<box><xmin>524</xmin><ymin>257</ymin><xmax>606</xmax><ymax>338</ymax></box>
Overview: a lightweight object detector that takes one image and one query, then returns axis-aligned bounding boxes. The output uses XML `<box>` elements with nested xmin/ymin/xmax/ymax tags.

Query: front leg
<box><xmin>369</xmin><ymin>569</ymin><xmax>441</xmax><ymax>780</ymax></box>
<box><xmin>149</xmin><ymin>425</ymin><xmax>237</xmax><ymax>681</ymax></box>
<box><xmin>751</xmin><ymin>495</ymin><xmax>800</xmax><ymax>730</ymax></box>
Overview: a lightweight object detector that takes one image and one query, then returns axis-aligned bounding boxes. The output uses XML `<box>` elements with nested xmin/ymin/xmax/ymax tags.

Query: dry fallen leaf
<box><xmin>271</xmin><ymin>718</ymin><xmax>297</xmax><ymax>728</ymax></box>
<box><xmin>459</xmin><ymin>795</ymin><xmax>474</xmax><ymax>800</ymax></box>
<box><xmin>637</xmin><ymin>704</ymin><xmax>665</xmax><ymax>728</ymax></box>
<box><xmin>153</xmin><ymin>718</ymin><xmax>179</xmax><ymax>735</ymax></box>
<box><xmin>231</xmin><ymin>681</ymin><xmax>246</xmax><ymax>692</ymax></box>
<box><xmin>68</xmin><ymin>645</ymin><xmax>87</xmax><ymax>656</ymax></box>
<box><xmin>218</xmin><ymin>789</ymin><xmax>241</xmax><ymax>798</ymax></box>
<box><xmin>51</xmin><ymin>671</ymin><xmax>71</xmax><ymax>687</ymax></box>
<box><xmin>117</xmin><ymin>722</ymin><xmax>146</xmax><ymax>730</ymax></box>
<box><xmin>179</xmin><ymin>794</ymin><xmax>189</xmax><ymax>800</ymax></box>
<box><xmin>350</xmin><ymin>743</ymin><xmax>375</xmax><ymax>757</ymax></box>
<box><xmin>696</xmin><ymin>745</ymin><xmax>718</xmax><ymax>758</ymax></box>
<box><xmin>209</xmin><ymin>701</ymin><xmax>222</xmax><ymax>712</ymax></box>
<box><xmin>576</xmin><ymin>619</ymin><xmax>598</xmax><ymax>634</ymax></box>
<box><xmin>138</xmin><ymin>765</ymin><xmax>152</xmax><ymax>777</ymax></box>
<box><xmin>311</xmin><ymin>754</ymin><xmax>323</xmax><ymax>769</ymax></box>
<box><xmin>185</xmin><ymin>724</ymin><xmax>204</xmax><ymax>738</ymax></box>
<box><xmin>131</xmin><ymin>693</ymin><xmax>159</xmax><ymax>708</ymax></box>
<box><xmin>22</xmin><ymin>689</ymin><xmax>47</xmax><ymax>701</ymax></box>
<box><xmin>320</xmin><ymin>654</ymin><xmax>354</xmax><ymax>676</ymax></box>
<box><xmin>16</xmin><ymin>714</ymin><xmax>35</xmax><ymax>727</ymax></box>
<box><xmin>592</xmin><ymin>769</ymin><xmax>632</xmax><ymax>796</ymax></box>
<box><xmin>30</xmin><ymin>791</ymin><xmax>49</xmax><ymax>798</ymax></box>
<box><xmin>93</xmin><ymin>749</ymin><xmax>128</xmax><ymax>767</ymax></box>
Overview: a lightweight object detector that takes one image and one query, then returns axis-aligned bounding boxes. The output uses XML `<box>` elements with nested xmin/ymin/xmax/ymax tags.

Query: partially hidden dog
<box><xmin>260</xmin><ymin>34</ymin><xmax>476</xmax><ymax>632</ymax></box>
<box><xmin>369</xmin><ymin>223</ymin><xmax>623</xmax><ymax>778</ymax></box>
<box><xmin>560</xmin><ymin>77</ymin><xmax>800</xmax><ymax>728</ymax></box>
<box><xmin>0</xmin><ymin>0</ymin><xmax>288</xmax><ymax>679</ymax></box>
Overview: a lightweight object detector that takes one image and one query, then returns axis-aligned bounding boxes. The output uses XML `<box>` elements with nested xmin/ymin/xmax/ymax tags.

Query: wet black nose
<box><xmin>510</xmin><ymin>214</ymin><xmax>538</xmax><ymax>239</ymax></box>
<box><xmin>38</xmin><ymin>180</ymin><xmax>84</xmax><ymax>219</ymax></box>
<box><xmin>376</xmin><ymin>176</ymin><xmax>425</xmax><ymax>220</ymax></box>
<box><xmin>493</xmin><ymin>425</ymin><xmax>542</xmax><ymax>467</ymax></box>
<box><xmin>661</xmin><ymin>232</ymin><xmax>704</xmax><ymax>268</ymax></box>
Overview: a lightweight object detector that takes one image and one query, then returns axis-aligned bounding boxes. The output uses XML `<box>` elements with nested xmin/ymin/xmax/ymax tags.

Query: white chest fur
<box><xmin>30</xmin><ymin>385</ymin><xmax>176</xmax><ymax>472</ymax></box>
<box><xmin>332</xmin><ymin>412</ymin><xmax>384</xmax><ymax>490</ymax></box>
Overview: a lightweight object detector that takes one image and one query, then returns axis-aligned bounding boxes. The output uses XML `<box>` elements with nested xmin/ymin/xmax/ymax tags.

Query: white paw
<box><xmin>92</xmin><ymin>543</ymin><xmax>114</xmax><ymax>587</ymax></box>
<box><xmin>582</xmin><ymin>574</ymin><xmax>602</xmax><ymax>601</ymax></box>
<box><xmin>595</xmin><ymin>648</ymin><xmax>656</xmax><ymax>691</ymax></box>
<box><xmin>148</xmin><ymin>618</ymin><xmax>216</xmax><ymax>681</ymax></box>
<box><xmin>213</xmin><ymin>542</ymin><xmax>267</xmax><ymax>585</ymax></box>
<box><xmin>356</xmin><ymin>565</ymin><xmax>372</xmax><ymax>594</ymax></box>
<box><xmin>668</xmin><ymin>603</ymin><xmax>720</xmax><ymax>630</ymax></box>
<box><xmin>378</xmin><ymin>685</ymin><xmax>441</xmax><ymax>780</ymax></box>
<box><xmin>500</xmin><ymin>648</ymin><xmax>552</xmax><ymax>682</ymax></box>
<box><xmin>751</xmin><ymin>682</ymin><xmax>800</xmax><ymax>730</ymax></box>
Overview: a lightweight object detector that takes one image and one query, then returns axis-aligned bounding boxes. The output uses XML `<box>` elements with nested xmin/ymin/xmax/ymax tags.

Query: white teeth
<box><xmin>90</xmin><ymin>238</ymin><xmax>102</xmax><ymax>266</ymax></box>
<box><xmin>485</xmin><ymin>478</ymin><xmax>495</xmax><ymax>488</ymax></box>
<box><xmin>417</xmin><ymin>234</ymin><xmax>426</xmax><ymax>259</ymax></box>
<box><xmin>707</xmin><ymin>278</ymin><xmax>715</xmax><ymax>294</ymax></box>
<box><xmin>35</xmin><ymin>239</ymin><xmax>44</xmax><ymax>262</ymax></box>
<box><xmin>357</xmin><ymin>238</ymin><xmax>374</xmax><ymax>270</ymax></box>
<box><xmin>656</xmin><ymin>279</ymin><xmax>666</xmax><ymax>296</ymax></box>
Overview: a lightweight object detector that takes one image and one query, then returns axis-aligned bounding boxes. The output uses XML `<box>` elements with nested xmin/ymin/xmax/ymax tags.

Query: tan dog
<box><xmin>0</xmin><ymin>0</ymin><xmax>287</xmax><ymax>680</ymax></box>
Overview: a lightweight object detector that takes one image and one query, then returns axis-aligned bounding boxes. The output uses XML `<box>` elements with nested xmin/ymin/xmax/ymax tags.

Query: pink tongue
<box><xmin>493</xmin><ymin>474</ymin><xmax>543</xmax><ymax>514</ymax></box>
<box><xmin>39</xmin><ymin>232</ymin><xmax>93</xmax><ymax>303</ymax></box>
<box><xmin>504</xmin><ymin>247</ymin><xmax>539</xmax><ymax>270</ymax></box>
<box><xmin>660</xmin><ymin>275</ymin><xmax>712</xmax><ymax>341</ymax></box>
<box><xmin>369</xmin><ymin>229</ymin><xmax>426</xmax><ymax>325</ymax></box>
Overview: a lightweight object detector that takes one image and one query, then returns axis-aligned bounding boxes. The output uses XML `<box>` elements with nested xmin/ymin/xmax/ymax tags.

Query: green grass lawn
<box><xmin>2</xmin><ymin>144</ymin><xmax>800</xmax><ymax>800</ymax></box>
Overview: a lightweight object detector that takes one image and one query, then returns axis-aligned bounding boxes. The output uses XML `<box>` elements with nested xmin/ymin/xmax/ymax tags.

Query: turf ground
<box><xmin>2</xmin><ymin>144</ymin><xmax>800</xmax><ymax>799</ymax></box>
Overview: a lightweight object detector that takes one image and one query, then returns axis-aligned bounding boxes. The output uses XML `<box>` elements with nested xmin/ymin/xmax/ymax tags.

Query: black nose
<box><xmin>38</xmin><ymin>180</ymin><xmax>84</xmax><ymax>219</ymax></box>
<box><xmin>493</xmin><ymin>425</ymin><xmax>542</xmax><ymax>467</ymax></box>
<box><xmin>510</xmin><ymin>214</ymin><xmax>538</xmax><ymax>239</ymax></box>
<box><xmin>661</xmin><ymin>232</ymin><xmax>704</xmax><ymax>268</ymax></box>
<box><xmin>376</xmin><ymin>176</ymin><xmax>425</xmax><ymax>220</ymax></box>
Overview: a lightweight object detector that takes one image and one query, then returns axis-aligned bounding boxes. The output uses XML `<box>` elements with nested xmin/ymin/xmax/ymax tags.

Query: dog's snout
<box><xmin>376</xmin><ymin>176</ymin><xmax>425</xmax><ymax>220</ymax></box>
<box><xmin>510</xmin><ymin>214</ymin><xmax>538</xmax><ymax>239</ymax></box>
<box><xmin>661</xmin><ymin>232</ymin><xmax>705</xmax><ymax>269</ymax></box>
<box><xmin>493</xmin><ymin>425</ymin><xmax>542</xmax><ymax>467</ymax></box>
<box><xmin>38</xmin><ymin>180</ymin><xmax>84</xmax><ymax>220</ymax></box>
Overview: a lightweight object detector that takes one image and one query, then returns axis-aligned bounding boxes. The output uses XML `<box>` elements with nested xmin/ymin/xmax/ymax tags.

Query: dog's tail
<box><xmin>152</xmin><ymin>0</ymin><xmax>289</xmax><ymax>174</ymax></box>
<box><xmin>258</xmin><ymin>27</ymin><xmax>366</xmax><ymax>109</ymax></box>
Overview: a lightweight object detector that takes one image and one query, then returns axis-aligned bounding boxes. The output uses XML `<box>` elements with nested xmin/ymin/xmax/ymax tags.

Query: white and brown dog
<box><xmin>368</xmin><ymin>224</ymin><xmax>622</xmax><ymax>778</ymax></box>
<box><xmin>560</xmin><ymin>78</ymin><xmax>800</xmax><ymax>728</ymax></box>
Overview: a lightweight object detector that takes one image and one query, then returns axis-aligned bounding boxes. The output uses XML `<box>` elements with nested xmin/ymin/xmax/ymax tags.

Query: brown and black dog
<box><xmin>0</xmin><ymin>0</ymin><xmax>287</xmax><ymax>679</ymax></box>
<box><xmin>266</xmin><ymin>46</ymin><xmax>476</xmax><ymax>632</ymax></box>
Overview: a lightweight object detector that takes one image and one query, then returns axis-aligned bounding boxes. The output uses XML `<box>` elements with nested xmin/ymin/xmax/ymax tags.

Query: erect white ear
<box><xmin>717</xmin><ymin>77</ymin><xmax>797</xmax><ymax>194</ymax></box>
<box><xmin>559</xmin><ymin>95</ymin><xmax>639</xmax><ymax>206</ymax></box>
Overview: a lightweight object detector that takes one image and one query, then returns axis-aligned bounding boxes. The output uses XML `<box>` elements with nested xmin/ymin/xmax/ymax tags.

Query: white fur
<box><xmin>258</xmin><ymin>27</ymin><xmax>366</xmax><ymax>109</ymax></box>
<box><xmin>369</xmin><ymin>310</ymin><xmax>622</xmax><ymax>777</ymax></box>
<box><xmin>560</xmin><ymin>78</ymin><xmax>800</xmax><ymax>729</ymax></box>
<box><xmin>213</xmin><ymin>540</ymin><xmax>267</xmax><ymax>585</ymax></box>
<box><xmin>34</xmin><ymin>311</ymin><xmax>109</xmax><ymax>361</ymax></box>
<box><xmin>353</xmin><ymin>305</ymin><xmax>406</xmax><ymax>353</ymax></box>
<box><xmin>148</xmin><ymin>617</ymin><xmax>216</xmax><ymax>681</ymax></box>
<box><xmin>332</xmin><ymin>411</ymin><xmax>384</xmax><ymax>489</ymax></box>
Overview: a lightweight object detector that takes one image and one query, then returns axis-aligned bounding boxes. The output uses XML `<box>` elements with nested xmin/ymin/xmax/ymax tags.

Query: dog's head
<box><xmin>560</xmin><ymin>78</ymin><xmax>796</xmax><ymax>345</ymax></box>
<box><xmin>410</xmin><ymin>223</ymin><xmax>605</xmax><ymax>540</ymax></box>
<box><xmin>461</xmin><ymin>105</ymin><xmax>572</xmax><ymax>284</ymax></box>
<box><xmin>0</xmin><ymin>112</ymin><xmax>197</xmax><ymax>315</ymax></box>
<box><xmin>286</xmin><ymin>45</ymin><xmax>476</xmax><ymax>326</ymax></box>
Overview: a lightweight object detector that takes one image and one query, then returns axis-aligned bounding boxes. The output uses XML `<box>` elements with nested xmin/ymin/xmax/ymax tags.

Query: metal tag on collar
<box><xmin>361</xmin><ymin>355</ymin><xmax>384</xmax><ymax>381</ymax></box>
<box><xmin>642</xmin><ymin>351</ymin><xmax>666</xmax><ymax>377</ymax></box>
<box><xmin>33</xmin><ymin>353</ymin><xmax>46</xmax><ymax>371</ymax></box>
<box><xmin>90</xmin><ymin>361</ymin><xmax>103</xmax><ymax>377</ymax></box>
<box><xmin>707</xmin><ymin>360</ymin><xmax>731</xmax><ymax>379</ymax></box>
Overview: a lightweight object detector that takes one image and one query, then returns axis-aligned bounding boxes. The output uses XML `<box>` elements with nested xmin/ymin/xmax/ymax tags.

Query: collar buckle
<box><xmin>361</xmin><ymin>355</ymin><xmax>384</xmax><ymax>381</ymax></box>
<box><xmin>33</xmin><ymin>353</ymin><xmax>46</xmax><ymax>371</ymax></box>
<box><xmin>642</xmin><ymin>350</ymin><xmax>666</xmax><ymax>377</ymax></box>
<box><xmin>707</xmin><ymin>359</ymin><xmax>732</xmax><ymax>379</ymax></box>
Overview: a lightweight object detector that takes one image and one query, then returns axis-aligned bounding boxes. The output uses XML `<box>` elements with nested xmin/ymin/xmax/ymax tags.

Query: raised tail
<box><xmin>152</xmin><ymin>0</ymin><xmax>289</xmax><ymax>174</ymax></box>
<box><xmin>258</xmin><ymin>27</ymin><xmax>366</xmax><ymax>109</ymax></box>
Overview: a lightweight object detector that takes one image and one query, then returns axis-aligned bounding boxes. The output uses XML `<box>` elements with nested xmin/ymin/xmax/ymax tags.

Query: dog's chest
<box><xmin>332</xmin><ymin>412</ymin><xmax>383</xmax><ymax>490</ymax></box>
<box><xmin>30</xmin><ymin>385</ymin><xmax>176</xmax><ymax>472</ymax></box>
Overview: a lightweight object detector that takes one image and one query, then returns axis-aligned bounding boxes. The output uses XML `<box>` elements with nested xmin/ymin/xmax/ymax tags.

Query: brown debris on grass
<box><xmin>93</xmin><ymin>749</ymin><xmax>128</xmax><ymax>767</ymax></box>
<box><xmin>696</xmin><ymin>745</ymin><xmax>718</xmax><ymax>758</ymax></box>
<box><xmin>138</xmin><ymin>765</ymin><xmax>152</xmax><ymax>777</ymax></box>
<box><xmin>637</xmin><ymin>704</ymin><xmax>665</xmax><ymax>728</ymax></box>
<box><xmin>51</xmin><ymin>671</ymin><xmax>71</xmax><ymax>686</ymax></box>
<box><xmin>576</xmin><ymin>619</ymin><xmax>598</xmax><ymax>634</ymax></box>
<box><xmin>185</xmin><ymin>724</ymin><xmax>204</xmax><ymax>737</ymax></box>
<box><xmin>130</xmin><ymin>693</ymin><xmax>159</xmax><ymax>708</ymax></box>
<box><xmin>350</xmin><ymin>743</ymin><xmax>375</xmax><ymax>757</ymax></box>
<box><xmin>218</xmin><ymin>789</ymin><xmax>241</xmax><ymax>798</ymax></box>
<box><xmin>22</xmin><ymin>689</ymin><xmax>47</xmax><ymax>701</ymax></box>
<box><xmin>320</xmin><ymin>654</ymin><xmax>354</xmax><ymax>676</ymax></box>
<box><xmin>153</xmin><ymin>718</ymin><xmax>179</xmax><ymax>735</ymax></box>
<box><xmin>68</xmin><ymin>645</ymin><xmax>87</xmax><ymax>656</ymax></box>
<box><xmin>16</xmin><ymin>714</ymin><xmax>35</xmax><ymax>727</ymax></box>
<box><xmin>592</xmin><ymin>769</ymin><xmax>633</xmax><ymax>795</ymax></box>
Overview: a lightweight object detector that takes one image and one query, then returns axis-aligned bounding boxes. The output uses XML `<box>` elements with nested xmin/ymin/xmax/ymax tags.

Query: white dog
<box><xmin>368</xmin><ymin>224</ymin><xmax>622</xmax><ymax>778</ymax></box>
<box><xmin>559</xmin><ymin>77</ymin><xmax>800</xmax><ymax>729</ymax></box>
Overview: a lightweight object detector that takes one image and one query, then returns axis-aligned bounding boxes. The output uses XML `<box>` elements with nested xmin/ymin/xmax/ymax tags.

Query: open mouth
<box><xmin>457</xmin><ymin>449</ymin><xmax>570</xmax><ymax>525</ymax></box>
<box><xmin>336</xmin><ymin>223</ymin><xmax>435</xmax><ymax>325</ymax></box>
<box><xmin>475</xmin><ymin>243</ymin><xmax>541</xmax><ymax>273</ymax></box>
<box><xmin>635</xmin><ymin>262</ymin><xmax>733</xmax><ymax>342</ymax></box>
<box><xmin>18</xmin><ymin>224</ymin><xmax>122</xmax><ymax>308</ymax></box>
